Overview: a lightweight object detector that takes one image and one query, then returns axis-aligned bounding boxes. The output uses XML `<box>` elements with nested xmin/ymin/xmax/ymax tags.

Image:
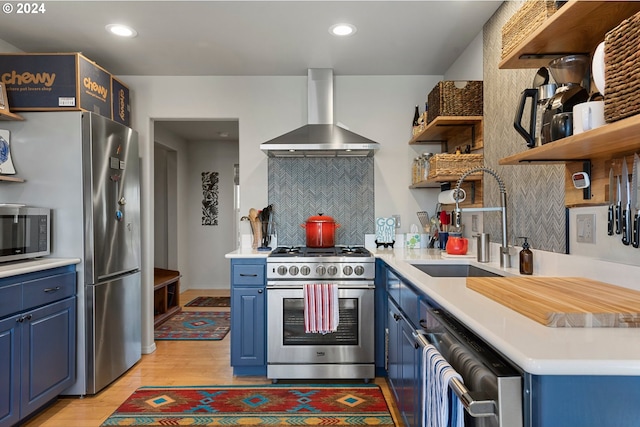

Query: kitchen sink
<box><xmin>410</xmin><ymin>263</ymin><xmax>503</xmax><ymax>277</ymax></box>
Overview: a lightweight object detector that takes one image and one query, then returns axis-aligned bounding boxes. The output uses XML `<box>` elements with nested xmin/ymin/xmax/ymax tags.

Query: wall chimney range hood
<box><xmin>260</xmin><ymin>69</ymin><xmax>380</xmax><ymax>157</ymax></box>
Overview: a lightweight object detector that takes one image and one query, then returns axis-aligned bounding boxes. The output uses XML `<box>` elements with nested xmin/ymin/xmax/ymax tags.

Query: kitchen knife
<box><xmin>634</xmin><ymin>154</ymin><xmax>640</xmax><ymax>248</ymax></box>
<box><xmin>621</xmin><ymin>158</ymin><xmax>631</xmax><ymax>245</ymax></box>
<box><xmin>608</xmin><ymin>167</ymin><xmax>615</xmax><ymax>236</ymax></box>
<box><xmin>616</xmin><ymin>172</ymin><xmax>623</xmax><ymax>235</ymax></box>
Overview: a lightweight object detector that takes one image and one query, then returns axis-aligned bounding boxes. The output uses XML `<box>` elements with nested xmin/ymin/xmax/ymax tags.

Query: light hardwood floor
<box><xmin>23</xmin><ymin>289</ymin><xmax>402</xmax><ymax>426</ymax></box>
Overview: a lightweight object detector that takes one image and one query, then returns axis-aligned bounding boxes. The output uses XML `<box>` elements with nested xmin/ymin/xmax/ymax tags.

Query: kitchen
<box><xmin>3</xmin><ymin>1</ymin><xmax>640</xmax><ymax>426</ymax></box>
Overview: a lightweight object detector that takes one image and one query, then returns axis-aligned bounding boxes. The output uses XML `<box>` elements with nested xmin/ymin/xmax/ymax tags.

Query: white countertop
<box><xmin>0</xmin><ymin>257</ymin><xmax>81</xmax><ymax>279</ymax></box>
<box><xmin>225</xmin><ymin>248</ymin><xmax>271</xmax><ymax>258</ymax></box>
<box><xmin>373</xmin><ymin>246</ymin><xmax>640</xmax><ymax>377</ymax></box>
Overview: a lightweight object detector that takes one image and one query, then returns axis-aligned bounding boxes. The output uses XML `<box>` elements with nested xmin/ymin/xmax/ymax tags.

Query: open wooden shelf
<box><xmin>154</xmin><ymin>268</ymin><xmax>182</xmax><ymax>327</ymax></box>
<box><xmin>499</xmin><ymin>1</ymin><xmax>640</xmax><ymax>70</ymax></box>
<box><xmin>499</xmin><ymin>114</ymin><xmax>640</xmax><ymax>165</ymax></box>
<box><xmin>410</xmin><ymin>174</ymin><xmax>482</xmax><ymax>188</ymax></box>
<box><xmin>409</xmin><ymin>116</ymin><xmax>483</xmax><ymax>145</ymax></box>
<box><xmin>0</xmin><ymin>175</ymin><xmax>25</xmax><ymax>183</ymax></box>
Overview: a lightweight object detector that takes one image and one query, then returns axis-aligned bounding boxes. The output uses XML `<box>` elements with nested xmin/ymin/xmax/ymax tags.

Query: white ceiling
<box><xmin>0</xmin><ymin>0</ymin><xmax>502</xmax><ymax>141</ymax></box>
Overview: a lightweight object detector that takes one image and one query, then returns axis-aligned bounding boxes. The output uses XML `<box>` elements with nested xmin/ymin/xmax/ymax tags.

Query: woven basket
<box><xmin>501</xmin><ymin>1</ymin><xmax>559</xmax><ymax>60</ymax></box>
<box><xmin>604</xmin><ymin>10</ymin><xmax>640</xmax><ymax>123</ymax></box>
<box><xmin>427</xmin><ymin>154</ymin><xmax>483</xmax><ymax>180</ymax></box>
<box><xmin>427</xmin><ymin>81</ymin><xmax>483</xmax><ymax>124</ymax></box>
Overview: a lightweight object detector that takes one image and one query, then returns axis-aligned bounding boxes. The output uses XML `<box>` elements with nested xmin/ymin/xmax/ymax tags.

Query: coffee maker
<box><xmin>514</xmin><ymin>67</ymin><xmax>557</xmax><ymax>148</ymax></box>
<box><xmin>541</xmin><ymin>54</ymin><xmax>590</xmax><ymax>143</ymax></box>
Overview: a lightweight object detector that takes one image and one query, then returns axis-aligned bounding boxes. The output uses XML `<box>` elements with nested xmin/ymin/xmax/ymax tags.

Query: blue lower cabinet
<box><xmin>0</xmin><ymin>265</ymin><xmax>77</xmax><ymax>427</ymax></box>
<box><xmin>0</xmin><ymin>315</ymin><xmax>20</xmax><ymax>427</ymax></box>
<box><xmin>525</xmin><ymin>374</ymin><xmax>640</xmax><ymax>427</ymax></box>
<box><xmin>230</xmin><ymin>259</ymin><xmax>266</xmax><ymax>376</ymax></box>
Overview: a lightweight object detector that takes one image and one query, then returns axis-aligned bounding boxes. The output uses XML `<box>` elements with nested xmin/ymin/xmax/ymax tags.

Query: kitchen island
<box><xmin>373</xmin><ymin>245</ymin><xmax>640</xmax><ymax>427</ymax></box>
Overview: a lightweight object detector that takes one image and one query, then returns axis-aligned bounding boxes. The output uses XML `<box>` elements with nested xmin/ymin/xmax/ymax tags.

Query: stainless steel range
<box><xmin>266</xmin><ymin>245</ymin><xmax>375</xmax><ymax>381</ymax></box>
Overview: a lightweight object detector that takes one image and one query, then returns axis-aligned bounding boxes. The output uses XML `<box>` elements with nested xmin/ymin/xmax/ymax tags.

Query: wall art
<box><xmin>201</xmin><ymin>171</ymin><xmax>219</xmax><ymax>226</ymax></box>
<box><xmin>0</xmin><ymin>129</ymin><xmax>16</xmax><ymax>175</ymax></box>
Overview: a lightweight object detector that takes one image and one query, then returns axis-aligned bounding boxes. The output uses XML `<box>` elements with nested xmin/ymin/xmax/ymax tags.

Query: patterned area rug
<box><xmin>100</xmin><ymin>384</ymin><xmax>394</xmax><ymax>426</ymax></box>
<box><xmin>184</xmin><ymin>296</ymin><xmax>231</xmax><ymax>307</ymax></box>
<box><xmin>154</xmin><ymin>311</ymin><xmax>230</xmax><ymax>340</ymax></box>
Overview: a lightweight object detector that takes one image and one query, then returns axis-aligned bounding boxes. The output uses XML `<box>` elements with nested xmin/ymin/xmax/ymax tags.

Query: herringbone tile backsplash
<box><xmin>483</xmin><ymin>2</ymin><xmax>566</xmax><ymax>253</ymax></box>
<box><xmin>268</xmin><ymin>157</ymin><xmax>374</xmax><ymax>246</ymax></box>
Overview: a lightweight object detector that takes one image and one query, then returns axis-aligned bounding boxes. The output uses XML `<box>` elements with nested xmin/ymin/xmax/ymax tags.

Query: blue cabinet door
<box><xmin>401</xmin><ymin>314</ymin><xmax>421</xmax><ymax>427</ymax></box>
<box><xmin>230</xmin><ymin>259</ymin><xmax>266</xmax><ymax>376</ymax></box>
<box><xmin>374</xmin><ymin>259</ymin><xmax>388</xmax><ymax>376</ymax></box>
<box><xmin>230</xmin><ymin>288</ymin><xmax>265</xmax><ymax>372</ymax></box>
<box><xmin>21</xmin><ymin>296</ymin><xmax>76</xmax><ymax>420</ymax></box>
<box><xmin>387</xmin><ymin>300</ymin><xmax>402</xmax><ymax>403</ymax></box>
<box><xmin>0</xmin><ymin>315</ymin><xmax>20</xmax><ymax>427</ymax></box>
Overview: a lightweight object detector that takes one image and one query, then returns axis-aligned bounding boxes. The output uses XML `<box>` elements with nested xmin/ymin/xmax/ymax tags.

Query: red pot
<box><xmin>301</xmin><ymin>214</ymin><xmax>341</xmax><ymax>248</ymax></box>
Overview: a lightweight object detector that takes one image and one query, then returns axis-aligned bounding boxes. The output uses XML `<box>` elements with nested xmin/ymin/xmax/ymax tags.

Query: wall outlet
<box><xmin>576</xmin><ymin>213</ymin><xmax>596</xmax><ymax>244</ymax></box>
<box><xmin>471</xmin><ymin>215</ymin><xmax>479</xmax><ymax>232</ymax></box>
<box><xmin>393</xmin><ymin>214</ymin><xmax>401</xmax><ymax>229</ymax></box>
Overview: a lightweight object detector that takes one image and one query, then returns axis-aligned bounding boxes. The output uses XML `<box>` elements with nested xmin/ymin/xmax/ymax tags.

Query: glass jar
<box><xmin>421</xmin><ymin>153</ymin><xmax>433</xmax><ymax>182</ymax></box>
<box><xmin>411</xmin><ymin>157</ymin><xmax>420</xmax><ymax>185</ymax></box>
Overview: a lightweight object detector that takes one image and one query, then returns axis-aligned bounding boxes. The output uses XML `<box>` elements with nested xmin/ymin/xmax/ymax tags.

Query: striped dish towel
<box><xmin>304</xmin><ymin>283</ymin><xmax>339</xmax><ymax>334</ymax></box>
<box><xmin>422</xmin><ymin>343</ymin><xmax>464</xmax><ymax>427</ymax></box>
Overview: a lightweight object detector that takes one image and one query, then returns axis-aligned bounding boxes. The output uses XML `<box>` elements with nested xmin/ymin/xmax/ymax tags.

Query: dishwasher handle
<box><xmin>414</xmin><ymin>332</ymin><xmax>497</xmax><ymax>419</ymax></box>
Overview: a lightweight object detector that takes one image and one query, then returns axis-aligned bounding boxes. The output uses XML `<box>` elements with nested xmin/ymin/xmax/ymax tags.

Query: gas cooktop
<box><xmin>269</xmin><ymin>245</ymin><xmax>372</xmax><ymax>258</ymax></box>
<box><xmin>267</xmin><ymin>246</ymin><xmax>375</xmax><ymax>280</ymax></box>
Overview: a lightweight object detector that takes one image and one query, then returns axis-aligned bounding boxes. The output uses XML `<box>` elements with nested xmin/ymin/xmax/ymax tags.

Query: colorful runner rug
<box><xmin>184</xmin><ymin>296</ymin><xmax>231</xmax><ymax>307</ymax></box>
<box><xmin>154</xmin><ymin>311</ymin><xmax>230</xmax><ymax>340</ymax></box>
<box><xmin>100</xmin><ymin>384</ymin><xmax>395</xmax><ymax>426</ymax></box>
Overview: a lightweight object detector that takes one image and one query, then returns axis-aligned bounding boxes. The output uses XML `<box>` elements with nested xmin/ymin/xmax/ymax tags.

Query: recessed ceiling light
<box><xmin>329</xmin><ymin>23</ymin><xmax>357</xmax><ymax>37</ymax></box>
<box><xmin>106</xmin><ymin>24</ymin><xmax>138</xmax><ymax>38</ymax></box>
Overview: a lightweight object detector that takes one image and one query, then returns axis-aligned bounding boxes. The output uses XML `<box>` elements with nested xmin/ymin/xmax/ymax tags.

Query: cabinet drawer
<box><xmin>0</xmin><ymin>282</ymin><xmax>22</xmax><ymax>318</ymax></box>
<box><xmin>22</xmin><ymin>272</ymin><xmax>76</xmax><ymax>309</ymax></box>
<box><xmin>233</xmin><ymin>265</ymin><xmax>264</xmax><ymax>286</ymax></box>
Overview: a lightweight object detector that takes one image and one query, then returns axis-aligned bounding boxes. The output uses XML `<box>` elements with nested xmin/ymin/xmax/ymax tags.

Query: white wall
<box><xmin>444</xmin><ymin>31</ymin><xmax>484</xmax><ymax>81</ymax></box>
<box><xmin>187</xmin><ymin>140</ymin><xmax>238</xmax><ymax>289</ymax></box>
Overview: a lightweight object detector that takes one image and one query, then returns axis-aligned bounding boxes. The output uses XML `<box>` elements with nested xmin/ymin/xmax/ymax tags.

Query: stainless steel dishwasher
<box><xmin>418</xmin><ymin>300</ymin><xmax>523</xmax><ymax>427</ymax></box>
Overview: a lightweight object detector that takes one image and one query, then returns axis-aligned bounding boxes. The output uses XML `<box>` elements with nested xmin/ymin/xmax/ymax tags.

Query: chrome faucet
<box><xmin>452</xmin><ymin>167</ymin><xmax>511</xmax><ymax>268</ymax></box>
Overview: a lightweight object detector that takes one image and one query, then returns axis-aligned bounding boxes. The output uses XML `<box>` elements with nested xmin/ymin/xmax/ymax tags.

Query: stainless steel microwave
<box><xmin>0</xmin><ymin>205</ymin><xmax>50</xmax><ymax>263</ymax></box>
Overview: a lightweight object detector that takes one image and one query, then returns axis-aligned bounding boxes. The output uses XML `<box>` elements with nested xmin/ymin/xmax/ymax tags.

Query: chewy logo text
<box><xmin>1</xmin><ymin>70</ymin><xmax>56</xmax><ymax>87</ymax></box>
<box><xmin>83</xmin><ymin>77</ymin><xmax>108</xmax><ymax>100</ymax></box>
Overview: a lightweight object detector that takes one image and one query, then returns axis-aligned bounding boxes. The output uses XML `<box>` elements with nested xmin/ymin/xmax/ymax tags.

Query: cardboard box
<box><xmin>111</xmin><ymin>76</ymin><xmax>131</xmax><ymax>126</ymax></box>
<box><xmin>0</xmin><ymin>53</ymin><xmax>113</xmax><ymax>121</ymax></box>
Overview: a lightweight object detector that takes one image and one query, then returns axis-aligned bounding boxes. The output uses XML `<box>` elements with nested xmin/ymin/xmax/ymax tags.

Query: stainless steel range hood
<box><xmin>260</xmin><ymin>69</ymin><xmax>380</xmax><ymax>158</ymax></box>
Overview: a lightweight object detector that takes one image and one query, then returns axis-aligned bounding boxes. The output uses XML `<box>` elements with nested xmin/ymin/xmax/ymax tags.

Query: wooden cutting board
<box><xmin>466</xmin><ymin>276</ymin><xmax>640</xmax><ymax>327</ymax></box>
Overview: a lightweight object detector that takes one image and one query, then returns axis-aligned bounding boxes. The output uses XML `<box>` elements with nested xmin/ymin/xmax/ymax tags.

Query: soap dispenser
<box><xmin>519</xmin><ymin>237</ymin><xmax>533</xmax><ymax>275</ymax></box>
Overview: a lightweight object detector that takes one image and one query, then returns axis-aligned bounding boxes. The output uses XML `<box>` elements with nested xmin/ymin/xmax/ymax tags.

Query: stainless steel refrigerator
<box><xmin>2</xmin><ymin>111</ymin><xmax>141</xmax><ymax>395</ymax></box>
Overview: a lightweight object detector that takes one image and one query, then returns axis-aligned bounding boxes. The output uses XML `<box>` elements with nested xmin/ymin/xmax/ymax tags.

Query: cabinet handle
<box><xmin>393</xmin><ymin>313</ymin><xmax>401</xmax><ymax>321</ymax></box>
<box><xmin>16</xmin><ymin>314</ymin><xmax>32</xmax><ymax>323</ymax></box>
<box><xmin>258</xmin><ymin>289</ymin><xmax>263</xmax><ymax>294</ymax></box>
<box><xmin>239</xmin><ymin>273</ymin><xmax>258</xmax><ymax>277</ymax></box>
<box><xmin>43</xmin><ymin>286</ymin><xmax>61</xmax><ymax>293</ymax></box>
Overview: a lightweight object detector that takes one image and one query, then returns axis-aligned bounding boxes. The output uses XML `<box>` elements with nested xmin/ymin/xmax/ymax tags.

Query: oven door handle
<box><xmin>413</xmin><ymin>332</ymin><xmax>498</xmax><ymax>419</ymax></box>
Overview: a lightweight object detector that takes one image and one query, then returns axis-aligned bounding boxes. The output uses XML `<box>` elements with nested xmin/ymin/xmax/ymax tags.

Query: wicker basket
<box><xmin>501</xmin><ymin>1</ymin><xmax>559</xmax><ymax>60</ymax></box>
<box><xmin>427</xmin><ymin>154</ymin><xmax>483</xmax><ymax>180</ymax></box>
<box><xmin>604</xmin><ymin>10</ymin><xmax>640</xmax><ymax>123</ymax></box>
<box><xmin>427</xmin><ymin>81</ymin><xmax>483</xmax><ymax>124</ymax></box>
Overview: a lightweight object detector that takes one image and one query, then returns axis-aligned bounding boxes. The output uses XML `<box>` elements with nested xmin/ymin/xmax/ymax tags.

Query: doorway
<box><xmin>153</xmin><ymin>119</ymin><xmax>240</xmax><ymax>292</ymax></box>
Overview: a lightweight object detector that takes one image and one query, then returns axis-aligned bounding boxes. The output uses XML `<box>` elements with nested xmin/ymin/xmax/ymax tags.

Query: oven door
<box><xmin>267</xmin><ymin>284</ymin><xmax>374</xmax><ymax>366</ymax></box>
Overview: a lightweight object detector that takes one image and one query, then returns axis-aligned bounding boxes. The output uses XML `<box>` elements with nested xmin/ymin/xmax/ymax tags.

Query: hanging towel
<box><xmin>421</xmin><ymin>343</ymin><xmax>464</xmax><ymax>427</ymax></box>
<box><xmin>304</xmin><ymin>283</ymin><xmax>339</xmax><ymax>334</ymax></box>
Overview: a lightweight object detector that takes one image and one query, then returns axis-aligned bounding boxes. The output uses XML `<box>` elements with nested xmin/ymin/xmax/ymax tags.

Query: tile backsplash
<box><xmin>268</xmin><ymin>157</ymin><xmax>374</xmax><ymax>246</ymax></box>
